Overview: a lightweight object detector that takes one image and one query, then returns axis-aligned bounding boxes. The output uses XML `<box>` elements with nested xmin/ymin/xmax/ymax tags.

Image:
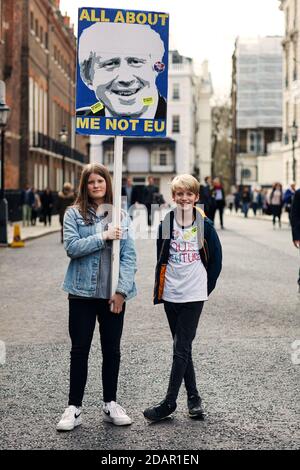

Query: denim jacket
<box><xmin>62</xmin><ymin>207</ymin><xmax>137</xmax><ymax>300</ymax></box>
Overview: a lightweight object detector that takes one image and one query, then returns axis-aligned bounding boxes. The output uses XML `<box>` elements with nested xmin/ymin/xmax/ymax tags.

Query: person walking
<box><xmin>290</xmin><ymin>188</ymin><xmax>300</xmax><ymax>291</ymax></box>
<box><xmin>291</xmin><ymin>188</ymin><xmax>300</xmax><ymax>248</ymax></box>
<box><xmin>143</xmin><ymin>174</ymin><xmax>222</xmax><ymax>422</ymax></box>
<box><xmin>212</xmin><ymin>177</ymin><xmax>225</xmax><ymax>229</ymax></box>
<box><xmin>226</xmin><ymin>192</ymin><xmax>234</xmax><ymax>213</ymax></box>
<box><xmin>20</xmin><ymin>185</ymin><xmax>34</xmax><ymax>227</ymax></box>
<box><xmin>269</xmin><ymin>183</ymin><xmax>283</xmax><ymax>228</ymax></box>
<box><xmin>57</xmin><ymin>163</ymin><xmax>137</xmax><ymax>431</ymax></box>
<box><xmin>31</xmin><ymin>188</ymin><xmax>41</xmax><ymax>226</ymax></box>
<box><xmin>57</xmin><ymin>182</ymin><xmax>76</xmax><ymax>243</ymax></box>
<box><xmin>200</xmin><ymin>176</ymin><xmax>216</xmax><ymax>221</ymax></box>
<box><xmin>251</xmin><ymin>187</ymin><xmax>262</xmax><ymax>216</ymax></box>
<box><xmin>233</xmin><ymin>187</ymin><xmax>241</xmax><ymax>213</ymax></box>
<box><xmin>40</xmin><ymin>187</ymin><xmax>54</xmax><ymax>226</ymax></box>
<box><xmin>241</xmin><ymin>186</ymin><xmax>251</xmax><ymax>218</ymax></box>
<box><xmin>143</xmin><ymin>176</ymin><xmax>159</xmax><ymax>228</ymax></box>
<box><xmin>283</xmin><ymin>182</ymin><xmax>296</xmax><ymax>224</ymax></box>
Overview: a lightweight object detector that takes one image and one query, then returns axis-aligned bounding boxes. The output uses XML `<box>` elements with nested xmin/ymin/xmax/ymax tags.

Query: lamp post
<box><xmin>59</xmin><ymin>125</ymin><xmax>68</xmax><ymax>187</ymax></box>
<box><xmin>0</xmin><ymin>81</ymin><xmax>11</xmax><ymax>246</ymax></box>
<box><xmin>291</xmin><ymin>120</ymin><xmax>298</xmax><ymax>183</ymax></box>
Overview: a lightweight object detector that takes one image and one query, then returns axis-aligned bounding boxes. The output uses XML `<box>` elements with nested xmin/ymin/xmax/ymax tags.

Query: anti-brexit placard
<box><xmin>76</xmin><ymin>7</ymin><xmax>169</xmax><ymax>137</ymax></box>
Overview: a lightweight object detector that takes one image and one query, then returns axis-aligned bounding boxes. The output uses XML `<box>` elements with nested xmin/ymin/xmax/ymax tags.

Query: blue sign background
<box><xmin>76</xmin><ymin>7</ymin><xmax>169</xmax><ymax>137</ymax></box>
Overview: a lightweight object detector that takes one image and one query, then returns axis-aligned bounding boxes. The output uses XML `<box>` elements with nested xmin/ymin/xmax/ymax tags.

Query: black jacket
<box><xmin>121</xmin><ymin>185</ymin><xmax>139</xmax><ymax>206</ymax></box>
<box><xmin>153</xmin><ymin>207</ymin><xmax>222</xmax><ymax>304</ymax></box>
<box><xmin>291</xmin><ymin>189</ymin><xmax>300</xmax><ymax>241</ymax></box>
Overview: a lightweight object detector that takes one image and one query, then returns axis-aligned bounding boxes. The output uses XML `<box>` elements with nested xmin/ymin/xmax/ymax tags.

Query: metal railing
<box><xmin>32</xmin><ymin>132</ymin><xmax>86</xmax><ymax>164</ymax></box>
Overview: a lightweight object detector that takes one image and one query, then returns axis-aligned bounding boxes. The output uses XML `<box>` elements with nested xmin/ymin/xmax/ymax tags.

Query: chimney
<box><xmin>63</xmin><ymin>14</ymin><xmax>70</xmax><ymax>28</ymax></box>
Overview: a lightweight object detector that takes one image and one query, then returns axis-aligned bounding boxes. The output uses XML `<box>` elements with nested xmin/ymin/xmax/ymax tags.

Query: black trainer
<box><xmin>143</xmin><ymin>399</ymin><xmax>176</xmax><ymax>422</ymax></box>
<box><xmin>187</xmin><ymin>395</ymin><xmax>205</xmax><ymax>420</ymax></box>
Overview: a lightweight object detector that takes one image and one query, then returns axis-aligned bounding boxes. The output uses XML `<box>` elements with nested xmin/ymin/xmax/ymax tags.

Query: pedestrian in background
<box><xmin>241</xmin><ymin>186</ymin><xmax>251</xmax><ymax>218</ymax></box>
<box><xmin>225</xmin><ymin>192</ymin><xmax>234</xmax><ymax>213</ymax></box>
<box><xmin>291</xmin><ymin>188</ymin><xmax>300</xmax><ymax>248</ymax></box>
<box><xmin>212</xmin><ymin>177</ymin><xmax>225</xmax><ymax>229</ymax></box>
<box><xmin>269</xmin><ymin>182</ymin><xmax>283</xmax><ymax>228</ymax></box>
<box><xmin>200</xmin><ymin>176</ymin><xmax>216</xmax><ymax>221</ymax></box>
<box><xmin>122</xmin><ymin>177</ymin><xmax>138</xmax><ymax>210</ymax></box>
<box><xmin>20</xmin><ymin>185</ymin><xmax>34</xmax><ymax>227</ymax></box>
<box><xmin>234</xmin><ymin>187</ymin><xmax>241</xmax><ymax>213</ymax></box>
<box><xmin>251</xmin><ymin>187</ymin><xmax>262</xmax><ymax>216</ymax></box>
<box><xmin>261</xmin><ymin>189</ymin><xmax>270</xmax><ymax>215</ymax></box>
<box><xmin>283</xmin><ymin>182</ymin><xmax>296</xmax><ymax>223</ymax></box>
<box><xmin>144</xmin><ymin>174</ymin><xmax>222</xmax><ymax>422</ymax></box>
<box><xmin>57</xmin><ymin>182</ymin><xmax>75</xmax><ymax>243</ymax></box>
<box><xmin>40</xmin><ymin>187</ymin><xmax>54</xmax><ymax>226</ymax></box>
<box><xmin>143</xmin><ymin>175</ymin><xmax>159</xmax><ymax>228</ymax></box>
<box><xmin>57</xmin><ymin>163</ymin><xmax>137</xmax><ymax>431</ymax></box>
<box><xmin>290</xmin><ymin>188</ymin><xmax>300</xmax><ymax>291</ymax></box>
<box><xmin>31</xmin><ymin>188</ymin><xmax>41</xmax><ymax>226</ymax></box>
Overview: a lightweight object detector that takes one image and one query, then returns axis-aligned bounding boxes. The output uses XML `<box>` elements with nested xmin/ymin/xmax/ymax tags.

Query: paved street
<box><xmin>0</xmin><ymin>214</ymin><xmax>299</xmax><ymax>450</ymax></box>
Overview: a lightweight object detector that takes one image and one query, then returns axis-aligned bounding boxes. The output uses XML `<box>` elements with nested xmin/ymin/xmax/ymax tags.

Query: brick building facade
<box><xmin>0</xmin><ymin>0</ymin><xmax>88</xmax><ymax>199</ymax></box>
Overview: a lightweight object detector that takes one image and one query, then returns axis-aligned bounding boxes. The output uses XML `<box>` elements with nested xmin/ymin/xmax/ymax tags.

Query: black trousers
<box><xmin>43</xmin><ymin>208</ymin><xmax>52</xmax><ymax>225</ymax></box>
<box><xmin>68</xmin><ymin>298</ymin><xmax>125</xmax><ymax>406</ymax></box>
<box><xmin>145</xmin><ymin>203</ymin><xmax>152</xmax><ymax>226</ymax></box>
<box><xmin>164</xmin><ymin>301</ymin><xmax>204</xmax><ymax>405</ymax></box>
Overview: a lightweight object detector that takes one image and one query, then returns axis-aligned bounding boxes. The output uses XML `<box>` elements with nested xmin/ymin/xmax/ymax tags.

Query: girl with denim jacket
<box><xmin>57</xmin><ymin>164</ymin><xmax>137</xmax><ymax>431</ymax></box>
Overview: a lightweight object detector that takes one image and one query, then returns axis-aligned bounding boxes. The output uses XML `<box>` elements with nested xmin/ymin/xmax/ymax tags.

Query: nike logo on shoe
<box><xmin>75</xmin><ymin>412</ymin><xmax>81</xmax><ymax>419</ymax></box>
<box><xmin>103</xmin><ymin>410</ymin><xmax>110</xmax><ymax>416</ymax></box>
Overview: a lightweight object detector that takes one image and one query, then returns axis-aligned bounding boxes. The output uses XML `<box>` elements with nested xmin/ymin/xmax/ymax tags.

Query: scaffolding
<box><xmin>236</xmin><ymin>37</ymin><xmax>283</xmax><ymax>129</ymax></box>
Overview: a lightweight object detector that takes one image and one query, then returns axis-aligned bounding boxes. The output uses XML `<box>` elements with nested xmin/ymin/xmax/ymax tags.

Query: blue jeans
<box><xmin>164</xmin><ymin>301</ymin><xmax>204</xmax><ymax>405</ymax></box>
<box><xmin>242</xmin><ymin>202</ymin><xmax>249</xmax><ymax>217</ymax></box>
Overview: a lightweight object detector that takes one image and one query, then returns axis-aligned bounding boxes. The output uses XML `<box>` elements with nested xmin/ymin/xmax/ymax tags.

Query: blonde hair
<box><xmin>171</xmin><ymin>174</ymin><xmax>200</xmax><ymax>195</ymax></box>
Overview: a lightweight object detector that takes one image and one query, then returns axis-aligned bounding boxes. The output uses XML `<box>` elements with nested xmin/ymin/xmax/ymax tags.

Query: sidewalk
<box><xmin>5</xmin><ymin>207</ymin><xmax>290</xmax><ymax>245</ymax></box>
<box><xmin>226</xmin><ymin>208</ymin><xmax>290</xmax><ymax>224</ymax></box>
<box><xmin>7</xmin><ymin>215</ymin><xmax>60</xmax><ymax>244</ymax></box>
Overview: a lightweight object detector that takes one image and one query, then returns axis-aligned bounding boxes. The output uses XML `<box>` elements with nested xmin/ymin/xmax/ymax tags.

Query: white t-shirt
<box><xmin>162</xmin><ymin>218</ymin><xmax>208</xmax><ymax>303</ymax></box>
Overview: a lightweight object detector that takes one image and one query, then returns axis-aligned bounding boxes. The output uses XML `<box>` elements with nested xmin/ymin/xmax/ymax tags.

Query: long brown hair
<box><xmin>74</xmin><ymin>163</ymin><xmax>113</xmax><ymax>222</ymax></box>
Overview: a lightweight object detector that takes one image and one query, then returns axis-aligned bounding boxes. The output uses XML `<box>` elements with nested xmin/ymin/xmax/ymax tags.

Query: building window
<box><xmin>241</xmin><ymin>168</ymin><xmax>251</xmax><ymax>180</ymax></box>
<box><xmin>172</xmin><ymin>83</ymin><xmax>180</xmax><ymax>100</ymax></box>
<box><xmin>35</xmin><ymin>19</ymin><xmax>39</xmax><ymax>38</ymax></box>
<box><xmin>294</xmin><ymin>42</ymin><xmax>298</xmax><ymax>81</ymax></box>
<box><xmin>34</xmin><ymin>163</ymin><xmax>38</xmax><ymax>190</ymax></box>
<box><xmin>152</xmin><ymin>146</ymin><xmax>172</xmax><ymax>166</ymax></box>
<box><xmin>30</xmin><ymin>11</ymin><xmax>34</xmax><ymax>32</ymax></box>
<box><xmin>104</xmin><ymin>150</ymin><xmax>114</xmax><ymax>166</ymax></box>
<box><xmin>286</xmin><ymin>47</ymin><xmax>289</xmax><ymax>88</ymax></box>
<box><xmin>40</xmin><ymin>25</ymin><xmax>43</xmax><ymax>44</ymax></box>
<box><xmin>45</xmin><ymin>31</ymin><xmax>48</xmax><ymax>50</ymax></box>
<box><xmin>172</xmin><ymin>115</ymin><xmax>180</xmax><ymax>133</ymax></box>
<box><xmin>249</xmin><ymin>132</ymin><xmax>255</xmax><ymax>152</ymax></box>
<box><xmin>247</xmin><ymin>131</ymin><xmax>264</xmax><ymax>154</ymax></box>
<box><xmin>159</xmin><ymin>153</ymin><xmax>167</xmax><ymax>166</ymax></box>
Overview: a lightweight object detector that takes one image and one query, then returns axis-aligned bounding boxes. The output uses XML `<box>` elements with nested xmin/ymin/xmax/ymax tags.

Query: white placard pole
<box><xmin>110</xmin><ymin>135</ymin><xmax>123</xmax><ymax>302</ymax></box>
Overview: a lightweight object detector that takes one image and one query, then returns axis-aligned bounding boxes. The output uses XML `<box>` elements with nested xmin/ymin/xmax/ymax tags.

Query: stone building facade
<box><xmin>0</xmin><ymin>0</ymin><xmax>88</xmax><ymax>198</ymax></box>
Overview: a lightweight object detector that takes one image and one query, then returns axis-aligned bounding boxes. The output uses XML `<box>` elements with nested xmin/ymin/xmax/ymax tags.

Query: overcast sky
<box><xmin>60</xmin><ymin>0</ymin><xmax>284</xmax><ymax>99</ymax></box>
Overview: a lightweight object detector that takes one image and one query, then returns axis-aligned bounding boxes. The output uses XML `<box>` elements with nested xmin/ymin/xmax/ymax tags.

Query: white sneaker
<box><xmin>56</xmin><ymin>405</ymin><xmax>82</xmax><ymax>431</ymax></box>
<box><xmin>102</xmin><ymin>401</ymin><xmax>132</xmax><ymax>426</ymax></box>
